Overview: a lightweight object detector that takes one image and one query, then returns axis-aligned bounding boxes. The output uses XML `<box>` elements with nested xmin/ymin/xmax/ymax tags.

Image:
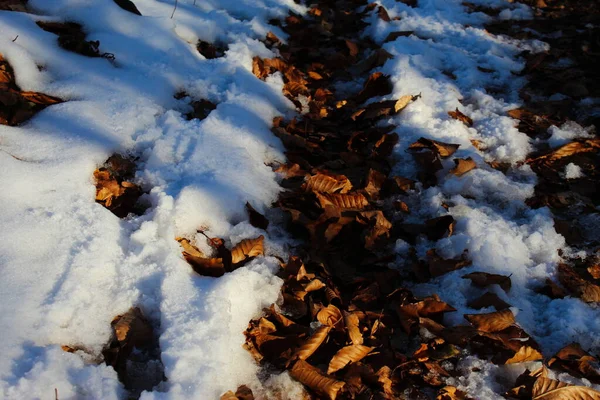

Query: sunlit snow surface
<box><xmin>0</xmin><ymin>0</ymin><xmax>598</xmax><ymax>399</ymax></box>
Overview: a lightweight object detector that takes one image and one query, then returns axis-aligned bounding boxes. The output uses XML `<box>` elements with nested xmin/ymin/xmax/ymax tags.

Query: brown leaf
<box><xmin>231</xmin><ymin>236</ymin><xmax>264</xmax><ymax>265</ymax></box>
<box><xmin>292</xmin><ymin>325</ymin><xmax>331</xmax><ymax>361</ymax></box>
<box><xmin>558</xmin><ymin>263</ymin><xmax>600</xmax><ymax>303</ymax></box>
<box><xmin>356</xmin><ymin>72</ymin><xmax>393</xmax><ymax>104</ymax></box>
<box><xmin>506</xmin><ymin>346</ymin><xmax>543</xmax><ymax>364</ymax></box>
<box><xmin>427</xmin><ymin>250</ymin><xmax>472</xmax><ymax>277</ymax></box>
<box><xmin>304</xmin><ymin>172</ymin><xmax>352</xmax><ymax>194</ymax></box>
<box><xmin>357</xmin><ymin>210</ymin><xmax>392</xmax><ymax>249</ymax></box>
<box><xmin>408</xmin><ymin>138</ymin><xmax>461</xmax><ymax>158</ymax></box>
<box><xmin>343</xmin><ymin>311</ymin><xmax>363</xmax><ymax>345</ymax></box>
<box><xmin>395</xmin><ymin>94</ymin><xmax>419</xmax><ymax>113</ymax></box>
<box><xmin>94</xmin><ymin>166</ymin><xmax>142</xmax><ymax>218</ymax></box>
<box><xmin>464</xmin><ymin>309</ymin><xmax>515</xmax><ymax>332</ymax></box>
<box><xmin>437</xmin><ymin>386</ymin><xmax>468</xmax><ymax>400</ymax></box>
<box><xmin>548</xmin><ymin>343</ymin><xmax>600</xmax><ymax>384</ymax></box>
<box><xmin>363</xmin><ymin>169</ymin><xmax>386</xmax><ymax>199</ymax></box>
<box><xmin>424</xmin><ymin>215</ymin><xmax>455</xmax><ymax>241</ymax></box>
<box><xmin>327</xmin><ymin>345</ymin><xmax>374</xmax><ymax>374</ymax></box>
<box><xmin>450</xmin><ymin>157</ymin><xmax>477</xmax><ymax>177</ymax></box>
<box><xmin>345</xmin><ymin>40</ymin><xmax>359</xmax><ymax>57</ymax></box>
<box><xmin>467</xmin><ymin>292</ymin><xmax>511</xmax><ymax>310</ymax></box>
<box><xmin>183</xmin><ymin>253</ymin><xmax>225</xmax><ymax>277</ymax></box>
<box><xmin>384</xmin><ymin>31</ymin><xmax>414</xmax><ymax>42</ymax></box>
<box><xmin>246</xmin><ymin>202</ymin><xmax>269</xmax><ymax>230</ymax></box>
<box><xmin>448</xmin><ymin>108</ymin><xmax>473</xmax><ymax>126</ymax></box>
<box><xmin>176</xmin><ymin>237</ymin><xmax>204</xmax><ymax>258</ymax></box>
<box><xmin>315</xmin><ymin>192</ymin><xmax>369</xmax><ymax>210</ymax></box>
<box><xmin>463</xmin><ymin>272</ymin><xmax>511</xmax><ymax>293</ymax></box>
<box><xmin>317</xmin><ymin>304</ymin><xmax>343</xmax><ymax>327</ymax></box>
<box><xmin>378</xmin><ymin>6</ymin><xmax>391</xmax><ymax>21</ymax></box>
<box><xmin>290</xmin><ymin>360</ymin><xmax>345</xmax><ymax>400</ymax></box>
<box><xmin>19</xmin><ymin>91</ymin><xmax>62</xmax><ymax>105</ymax></box>
<box><xmin>527</xmin><ymin>139</ymin><xmax>600</xmax><ymax>164</ymax></box>
<box><xmin>532</xmin><ymin>377</ymin><xmax>600</xmax><ymax>399</ymax></box>
<box><xmin>111</xmin><ymin>307</ymin><xmax>153</xmax><ymax>348</ymax></box>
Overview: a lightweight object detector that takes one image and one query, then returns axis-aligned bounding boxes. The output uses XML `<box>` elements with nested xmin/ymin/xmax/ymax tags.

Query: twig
<box><xmin>171</xmin><ymin>0</ymin><xmax>178</xmax><ymax>18</ymax></box>
<box><xmin>55</xmin><ymin>388</ymin><xmax>59</xmax><ymax>400</ymax></box>
<box><xmin>12</xmin><ymin>35</ymin><xmax>18</xmax><ymax>42</ymax></box>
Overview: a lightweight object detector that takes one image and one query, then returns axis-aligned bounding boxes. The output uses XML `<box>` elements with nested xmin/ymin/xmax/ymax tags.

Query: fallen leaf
<box><xmin>304</xmin><ymin>172</ymin><xmax>352</xmax><ymax>194</ymax></box>
<box><xmin>427</xmin><ymin>250</ymin><xmax>472</xmax><ymax>277</ymax></box>
<box><xmin>292</xmin><ymin>325</ymin><xmax>331</xmax><ymax>361</ymax></box>
<box><xmin>395</xmin><ymin>94</ymin><xmax>419</xmax><ymax>113</ymax></box>
<box><xmin>113</xmin><ymin>0</ymin><xmax>142</xmax><ymax>15</ymax></box>
<box><xmin>290</xmin><ymin>360</ymin><xmax>345</xmax><ymax>400</ymax></box>
<box><xmin>532</xmin><ymin>377</ymin><xmax>600</xmax><ymax>399</ymax></box>
<box><xmin>384</xmin><ymin>31</ymin><xmax>414</xmax><ymax>42</ymax></box>
<box><xmin>558</xmin><ymin>263</ymin><xmax>600</xmax><ymax>302</ymax></box>
<box><xmin>464</xmin><ymin>309</ymin><xmax>515</xmax><ymax>332</ymax></box>
<box><xmin>527</xmin><ymin>139</ymin><xmax>600</xmax><ymax>164</ymax></box>
<box><xmin>408</xmin><ymin>138</ymin><xmax>461</xmax><ymax>158</ymax></box>
<box><xmin>327</xmin><ymin>345</ymin><xmax>374</xmax><ymax>374</ymax></box>
<box><xmin>437</xmin><ymin>385</ymin><xmax>468</xmax><ymax>400</ymax></box>
<box><xmin>378</xmin><ymin>6</ymin><xmax>391</xmax><ymax>21</ymax></box>
<box><xmin>345</xmin><ymin>40</ymin><xmax>359</xmax><ymax>57</ymax></box>
<box><xmin>448</xmin><ymin>108</ymin><xmax>473</xmax><ymax>126</ymax></box>
<box><xmin>450</xmin><ymin>157</ymin><xmax>477</xmax><ymax>177</ymax></box>
<box><xmin>111</xmin><ymin>307</ymin><xmax>153</xmax><ymax>348</ymax></box>
<box><xmin>246</xmin><ymin>203</ymin><xmax>269</xmax><ymax>230</ymax></box>
<box><xmin>463</xmin><ymin>272</ymin><xmax>511</xmax><ymax>293</ymax></box>
<box><xmin>467</xmin><ymin>292</ymin><xmax>511</xmax><ymax>310</ymax></box>
<box><xmin>183</xmin><ymin>253</ymin><xmax>225</xmax><ymax>277</ymax></box>
<box><xmin>317</xmin><ymin>304</ymin><xmax>343</xmax><ymax>327</ymax></box>
<box><xmin>506</xmin><ymin>346</ymin><xmax>543</xmax><ymax>364</ymax></box>
<box><xmin>231</xmin><ymin>236</ymin><xmax>264</xmax><ymax>266</ymax></box>
<box><xmin>343</xmin><ymin>311</ymin><xmax>363</xmax><ymax>345</ymax></box>
<box><xmin>315</xmin><ymin>192</ymin><xmax>369</xmax><ymax>210</ymax></box>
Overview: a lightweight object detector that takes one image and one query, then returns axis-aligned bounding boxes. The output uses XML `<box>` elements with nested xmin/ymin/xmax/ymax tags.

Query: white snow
<box><xmin>1</xmin><ymin>0</ymin><xmax>598</xmax><ymax>398</ymax></box>
<box><xmin>564</xmin><ymin>162</ymin><xmax>584</xmax><ymax>179</ymax></box>
<box><xmin>547</xmin><ymin>120</ymin><xmax>595</xmax><ymax>147</ymax></box>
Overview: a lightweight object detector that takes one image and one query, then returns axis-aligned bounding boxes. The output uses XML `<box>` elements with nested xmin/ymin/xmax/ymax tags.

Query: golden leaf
<box><xmin>464</xmin><ymin>309</ymin><xmax>515</xmax><ymax>332</ymax></box>
<box><xmin>317</xmin><ymin>305</ymin><xmax>343</xmax><ymax>327</ymax></box>
<box><xmin>19</xmin><ymin>90</ymin><xmax>62</xmax><ymax>105</ymax></box>
<box><xmin>506</xmin><ymin>346</ymin><xmax>543</xmax><ymax>364</ymax></box>
<box><xmin>343</xmin><ymin>311</ymin><xmax>363</xmax><ymax>345</ymax></box>
<box><xmin>304</xmin><ymin>172</ymin><xmax>352</xmax><ymax>194</ymax></box>
<box><xmin>408</xmin><ymin>137</ymin><xmax>460</xmax><ymax>158</ymax></box>
<box><xmin>532</xmin><ymin>377</ymin><xmax>600</xmax><ymax>399</ymax></box>
<box><xmin>176</xmin><ymin>237</ymin><xmax>204</xmax><ymax>258</ymax></box>
<box><xmin>327</xmin><ymin>345</ymin><xmax>374</xmax><ymax>374</ymax></box>
<box><xmin>394</xmin><ymin>94</ymin><xmax>417</xmax><ymax>113</ymax></box>
<box><xmin>448</xmin><ymin>108</ymin><xmax>473</xmax><ymax>126</ymax></box>
<box><xmin>290</xmin><ymin>360</ymin><xmax>345</xmax><ymax>400</ymax></box>
<box><xmin>231</xmin><ymin>235</ymin><xmax>264</xmax><ymax>265</ymax></box>
<box><xmin>183</xmin><ymin>253</ymin><xmax>225</xmax><ymax>277</ymax></box>
<box><xmin>315</xmin><ymin>192</ymin><xmax>369</xmax><ymax>210</ymax></box>
<box><xmin>449</xmin><ymin>157</ymin><xmax>477</xmax><ymax>177</ymax></box>
<box><xmin>292</xmin><ymin>325</ymin><xmax>331</xmax><ymax>361</ymax></box>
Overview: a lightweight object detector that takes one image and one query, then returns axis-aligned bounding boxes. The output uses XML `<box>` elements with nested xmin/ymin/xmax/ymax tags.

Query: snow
<box><xmin>547</xmin><ymin>121</ymin><xmax>595</xmax><ymax>147</ymax></box>
<box><xmin>1</xmin><ymin>0</ymin><xmax>598</xmax><ymax>398</ymax></box>
<box><xmin>564</xmin><ymin>162</ymin><xmax>584</xmax><ymax>179</ymax></box>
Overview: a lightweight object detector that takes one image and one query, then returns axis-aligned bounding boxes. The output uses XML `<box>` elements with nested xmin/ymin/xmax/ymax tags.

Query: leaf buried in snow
<box><xmin>19</xmin><ymin>91</ymin><xmax>62</xmax><ymax>105</ymax></box>
<box><xmin>384</xmin><ymin>31</ymin><xmax>414</xmax><ymax>42</ymax></box>
<box><xmin>315</xmin><ymin>192</ymin><xmax>369</xmax><ymax>210</ymax></box>
<box><xmin>448</xmin><ymin>108</ymin><xmax>473</xmax><ymax>126</ymax></box>
<box><xmin>246</xmin><ymin>202</ymin><xmax>269</xmax><ymax>230</ymax></box>
<box><xmin>408</xmin><ymin>138</ymin><xmax>461</xmax><ymax>158</ymax></box>
<box><xmin>355</xmin><ymin>72</ymin><xmax>393</xmax><ymax>104</ymax></box>
<box><xmin>327</xmin><ymin>345</ymin><xmax>374</xmax><ymax>374</ymax></box>
<box><xmin>464</xmin><ymin>309</ymin><xmax>515</xmax><ymax>332</ymax></box>
<box><xmin>93</xmin><ymin>167</ymin><xmax>142</xmax><ymax>218</ymax></box>
<box><xmin>450</xmin><ymin>157</ymin><xmax>477</xmax><ymax>177</ymax></box>
<box><xmin>290</xmin><ymin>360</ymin><xmax>345</xmax><ymax>400</ymax></box>
<box><xmin>292</xmin><ymin>325</ymin><xmax>331</xmax><ymax>361</ymax></box>
<box><xmin>427</xmin><ymin>250</ymin><xmax>472</xmax><ymax>277</ymax></box>
<box><xmin>183</xmin><ymin>253</ymin><xmax>225</xmax><ymax>277</ymax></box>
<box><xmin>317</xmin><ymin>304</ymin><xmax>343</xmax><ymax>327</ymax></box>
<box><xmin>467</xmin><ymin>292</ymin><xmax>511</xmax><ymax>310</ymax></box>
<box><xmin>532</xmin><ymin>377</ymin><xmax>600</xmax><ymax>399</ymax></box>
<box><xmin>304</xmin><ymin>172</ymin><xmax>352</xmax><ymax>194</ymax></box>
<box><xmin>220</xmin><ymin>385</ymin><xmax>254</xmax><ymax>400</ymax></box>
<box><xmin>231</xmin><ymin>236</ymin><xmax>264</xmax><ymax>266</ymax></box>
<box><xmin>176</xmin><ymin>237</ymin><xmax>204</xmax><ymax>258</ymax></box>
<box><xmin>111</xmin><ymin>307</ymin><xmax>153</xmax><ymax>348</ymax></box>
<box><xmin>437</xmin><ymin>385</ymin><xmax>468</xmax><ymax>400</ymax></box>
<box><xmin>343</xmin><ymin>311</ymin><xmax>363</xmax><ymax>345</ymax></box>
<box><xmin>395</xmin><ymin>94</ymin><xmax>419</xmax><ymax>113</ymax></box>
<box><xmin>462</xmin><ymin>272</ymin><xmax>511</xmax><ymax>293</ymax></box>
<box><xmin>377</xmin><ymin>6</ymin><xmax>391</xmax><ymax>21</ymax></box>
<box><xmin>113</xmin><ymin>0</ymin><xmax>142</xmax><ymax>15</ymax></box>
<box><xmin>424</xmin><ymin>215</ymin><xmax>455</xmax><ymax>241</ymax></box>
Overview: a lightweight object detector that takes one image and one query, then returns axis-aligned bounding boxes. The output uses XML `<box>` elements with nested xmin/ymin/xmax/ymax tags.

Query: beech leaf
<box><xmin>464</xmin><ymin>309</ymin><xmax>515</xmax><ymax>332</ymax></box>
<box><xmin>290</xmin><ymin>360</ymin><xmax>345</xmax><ymax>400</ymax></box>
<box><xmin>327</xmin><ymin>345</ymin><xmax>374</xmax><ymax>374</ymax></box>
<box><xmin>231</xmin><ymin>236</ymin><xmax>264</xmax><ymax>265</ymax></box>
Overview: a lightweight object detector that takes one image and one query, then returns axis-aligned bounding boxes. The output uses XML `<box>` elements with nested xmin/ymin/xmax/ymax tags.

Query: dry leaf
<box><xmin>317</xmin><ymin>305</ymin><xmax>343</xmax><ymax>327</ymax></box>
<box><xmin>468</xmin><ymin>292</ymin><xmax>511</xmax><ymax>310</ymax></box>
<box><xmin>528</xmin><ymin>139</ymin><xmax>600</xmax><ymax>164</ymax></box>
<box><xmin>304</xmin><ymin>172</ymin><xmax>352</xmax><ymax>194</ymax></box>
<box><xmin>506</xmin><ymin>346</ymin><xmax>543</xmax><ymax>364</ymax></box>
<box><xmin>450</xmin><ymin>157</ymin><xmax>477</xmax><ymax>177</ymax></box>
<box><xmin>315</xmin><ymin>192</ymin><xmax>369</xmax><ymax>210</ymax></box>
<box><xmin>408</xmin><ymin>138</ymin><xmax>461</xmax><ymax>158</ymax></box>
<box><xmin>111</xmin><ymin>307</ymin><xmax>153</xmax><ymax>348</ymax></box>
<box><xmin>463</xmin><ymin>272</ymin><xmax>511</xmax><ymax>293</ymax></box>
<box><xmin>176</xmin><ymin>237</ymin><xmax>204</xmax><ymax>258</ymax></box>
<box><xmin>231</xmin><ymin>236</ymin><xmax>264</xmax><ymax>265</ymax></box>
<box><xmin>464</xmin><ymin>309</ymin><xmax>515</xmax><ymax>332</ymax></box>
<box><xmin>437</xmin><ymin>385</ymin><xmax>468</xmax><ymax>400</ymax></box>
<box><xmin>395</xmin><ymin>94</ymin><xmax>418</xmax><ymax>113</ymax></box>
<box><xmin>184</xmin><ymin>253</ymin><xmax>225</xmax><ymax>277</ymax></box>
<box><xmin>246</xmin><ymin>202</ymin><xmax>269</xmax><ymax>230</ymax></box>
<box><xmin>327</xmin><ymin>345</ymin><xmax>374</xmax><ymax>374</ymax></box>
<box><xmin>427</xmin><ymin>250</ymin><xmax>472</xmax><ymax>277</ymax></box>
<box><xmin>558</xmin><ymin>263</ymin><xmax>600</xmax><ymax>303</ymax></box>
<box><xmin>377</xmin><ymin>6</ymin><xmax>391</xmax><ymax>21</ymax></box>
<box><xmin>448</xmin><ymin>108</ymin><xmax>473</xmax><ymax>126</ymax></box>
<box><xmin>290</xmin><ymin>360</ymin><xmax>345</xmax><ymax>400</ymax></box>
<box><xmin>532</xmin><ymin>377</ymin><xmax>600</xmax><ymax>399</ymax></box>
<box><xmin>292</xmin><ymin>325</ymin><xmax>331</xmax><ymax>361</ymax></box>
<box><xmin>343</xmin><ymin>311</ymin><xmax>363</xmax><ymax>345</ymax></box>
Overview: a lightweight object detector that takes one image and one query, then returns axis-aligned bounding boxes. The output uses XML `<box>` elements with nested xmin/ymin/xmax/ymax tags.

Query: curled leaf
<box><xmin>317</xmin><ymin>304</ymin><xmax>343</xmax><ymax>327</ymax></box>
<box><xmin>506</xmin><ymin>346</ymin><xmax>543</xmax><ymax>364</ymax></box>
<box><xmin>464</xmin><ymin>309</ymin><xmax>515</xmax><ymax>332</ymax></box>
<box><xmin>532</xmin><ymin>377</ymin><xmax>600</xmax><ymax>399</ymax></box>
<box><xmin>292</xmin><ymin>325</ymin><xmax>331</xmax><ymax>361</ymax></box>
<box><xmin>450</xmin><ymin>157</ymin><xmax>477</xmax><ymax>177</ymax></box>
<box><xmin>304</xmin><ymin>172</ymin><xmax>352</xmax><ymax>194</ymax></box>
<box><xmin>327</xmin><ymin>345</ymin><xmax>374</xmax><ymax>374</ymax></box>
<box><xmin>290</xmin><ymin>360</ymin><xmax>345</xmax><ymax>400</ymax></box>
<box><xmin>448</xmin><ymin>108</ymin><xmax>473</xmax><ymax>126</ymax></box>
<box><xmin>343</xmin><ymin>311</ymin><xmax>363</xmax><ymax>345</ymax></box>
<box><xmin>231</xmin><ymin>236</ymin><xmax>264</xmax><ymax>265</ymax></box>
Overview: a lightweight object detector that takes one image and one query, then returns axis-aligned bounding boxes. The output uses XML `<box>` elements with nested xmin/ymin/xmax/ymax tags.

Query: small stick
<box><xmin>55</xmin><ymin>388</ymin><xmax>59</xmax><ymax>400</ymax></box>
<box><xmin>171</xmin><ymin>0</ymin><xmax>178</xmax><ymax>18</ymax></box>
<box><xmin>12</xmin><ymin>35</ymin><xmax>18</xmax><ymax>42</ymax></box>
